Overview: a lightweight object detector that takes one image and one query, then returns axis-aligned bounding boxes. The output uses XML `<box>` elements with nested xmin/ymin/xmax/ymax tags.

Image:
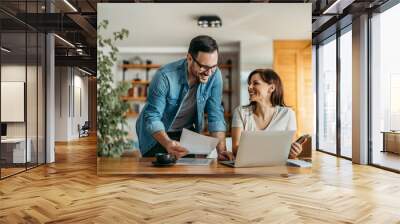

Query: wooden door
<box><xmin>273</xmin><ymin>40</ymin><xmax>313</xmax><ymax>138</ymax></box>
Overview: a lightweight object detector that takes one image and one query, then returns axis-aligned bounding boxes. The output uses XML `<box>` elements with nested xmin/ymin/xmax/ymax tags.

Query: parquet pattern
<box><xmin>1</xmin><ymin>136</ymin><xmax>400</xmax><ymax>223</ymax></box>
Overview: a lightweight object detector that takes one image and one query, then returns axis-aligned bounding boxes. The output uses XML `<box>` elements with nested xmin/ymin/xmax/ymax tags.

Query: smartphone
<box><xmin>295</xmin><ymin>134</ymin><xmax>310</xmax><ymax>144</ymax></box>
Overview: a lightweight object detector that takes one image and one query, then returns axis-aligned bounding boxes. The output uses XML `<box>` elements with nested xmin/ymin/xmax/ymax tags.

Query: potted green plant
<box><xmin>97</xmin><ymin>20</ymin><xmax>132</xmax><ymax>157</ymax></box>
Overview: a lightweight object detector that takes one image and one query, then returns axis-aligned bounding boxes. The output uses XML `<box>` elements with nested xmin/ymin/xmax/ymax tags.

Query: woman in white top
<box><xmin>231</xmin><ymin>68</ymin><xmax>302</xmax><ymax>159</ymax></box>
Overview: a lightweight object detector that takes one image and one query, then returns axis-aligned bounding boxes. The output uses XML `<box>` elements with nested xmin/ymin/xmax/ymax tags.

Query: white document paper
<box><xmin>180</xmin><ymin>128</ymin><xmax>219</xmax><ymax>155</ymax></box>
<box><xmin>176</xmin><ymin>158</ymin><xmax>213</xmax><ymax>165</ymax></box>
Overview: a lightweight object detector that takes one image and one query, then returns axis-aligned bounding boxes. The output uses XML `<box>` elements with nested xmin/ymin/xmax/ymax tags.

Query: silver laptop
<box><xmin>220</xmin><ymin>131</ymin><xmax>295</xmax><ymax>167</ymax></box>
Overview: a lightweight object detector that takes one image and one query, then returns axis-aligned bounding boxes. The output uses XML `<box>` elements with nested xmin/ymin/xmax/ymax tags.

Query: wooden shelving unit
<box><xmin>125</xmin><ymin>111</ymin><xmax>139</xmax><ymax>118</ymax></box>
<box><xmin>121</xmin><ymin>64</ymin><xmax>160</xmax><ymax>119</ymax></box>
<box><xmin>219</xmin><ymin>64</ymin><xmax>233</xmax><ymax>69</ymax></box>
<box><xmin>120</xmin><ymin>64</ymin><xmax>161</xmax><ymax>69</ymax></box>
<box><xmin>130</xmin><ymin>80</ymin><xmax>150</xmax><ymax>85</ymax></box>
<box><xmin>222</xmin><ymin>60</ymin><xmax>233</xmax><ymax>113</ymax></box>
<box><xmin>121</xmin><ymin>64</ymin><xmax>161</xmax><ymax>80</ymax></box>
<box><xmin>221</xmin><ymin>59</ymin><xmax>233</xmax><ymax>135</ymax></box>
<box><xmin>120</xmin><ymin>96</ymin><xmax>147</xmax><ymax>102</ymax></box>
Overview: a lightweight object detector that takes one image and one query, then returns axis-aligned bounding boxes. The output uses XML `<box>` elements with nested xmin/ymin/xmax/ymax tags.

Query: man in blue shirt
<box><xmin>136</xmin><ymin>35</ymin><xmax>232</xmax><ymax>160</ymax></box>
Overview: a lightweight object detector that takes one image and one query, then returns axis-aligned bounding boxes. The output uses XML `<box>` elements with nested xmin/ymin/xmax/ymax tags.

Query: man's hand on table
<box><xmin>165</xmin><ymin>140</ymin><xmax>188</xmax><ymax>159</ymax></box>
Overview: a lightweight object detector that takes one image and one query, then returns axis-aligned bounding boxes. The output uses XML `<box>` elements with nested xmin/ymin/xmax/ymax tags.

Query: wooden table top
<box><xmin>97</xmin><ymin>157</ymin><xmax>312</xmax><ymax>176</ymax></box>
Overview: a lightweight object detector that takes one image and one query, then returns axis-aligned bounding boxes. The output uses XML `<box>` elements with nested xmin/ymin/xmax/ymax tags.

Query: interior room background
<box><xmin>97</xmin><ymin>3</ymin><xmax>313</xmax><ymax>155</ymax></box>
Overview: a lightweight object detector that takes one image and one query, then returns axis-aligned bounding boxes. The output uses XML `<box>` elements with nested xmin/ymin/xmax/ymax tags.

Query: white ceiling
<box><xmin>98</xmin><ymin>3</ymin><xmax>311</xmax><ymax>48</ymax></box>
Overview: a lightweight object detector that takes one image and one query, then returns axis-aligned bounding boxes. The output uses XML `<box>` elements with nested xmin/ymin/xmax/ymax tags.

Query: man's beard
<box><xmin>198</xmin><ymin>72</ymin><xmax>209</xmax><ymax>82</ymax></box>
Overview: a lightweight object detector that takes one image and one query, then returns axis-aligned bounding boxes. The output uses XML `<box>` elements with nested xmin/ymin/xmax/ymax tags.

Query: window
<box><xmin>371</xmin><ymin>2</ymin><xmax>400</xmax><ymax>171</ymax></box>
<box><xmin>317</xmin><ymin>36</ymin><xmax>337</xmax><ymax>154</ymax></box>
<box><xmin>339</xmin><ymin>28</ymin><xmax>352</xmax><ymax>158</ymax></box>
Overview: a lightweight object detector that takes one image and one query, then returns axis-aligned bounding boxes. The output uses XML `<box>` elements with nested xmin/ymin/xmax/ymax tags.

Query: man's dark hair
<box><xmin>188</xmin><ymin>35</ymin><xmax>218</xmax><ymax>58</ymax></box>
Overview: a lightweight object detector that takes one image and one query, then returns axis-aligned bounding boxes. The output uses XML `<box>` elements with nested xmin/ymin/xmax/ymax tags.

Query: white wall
<box><xmin>1</xmin><ymin>64</ymin><xmax>46</xmax><ymax>163</ymax></box>
<box><xmin>72</xmin><ymin>73</ymin><xmax>89</xmax><ymax>138</ymax></box>
<box><xmin>55</xmin><ymin>67</ymin><xmax>69</xmax><ymax>141</ymax></box>
<box><xmin>1</xmin><ymin>65</ymin><xmax>26</xmax><ymax>140</ymax></box>
<box><xmin>239</xmin><ymin>40</ymin><xmax>274</xmax><ymax>105</ymax></box>
<box><xmin>1</xmin><ymin>65</ymin><xmax>36</xmax><ymax>137</ymax></box>
<box><xmin>54</xmin><ymin>67</ymin><xmax>89</xmax><ymax>141</ymax></box>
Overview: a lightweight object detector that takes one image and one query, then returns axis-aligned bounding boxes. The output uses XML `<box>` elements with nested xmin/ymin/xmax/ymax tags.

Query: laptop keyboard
<box><xmin>226</xmin><ymin>160</ymin><xmax>235</xmax><ymax>165</ymax></box>
<box><xmin>222</xmin><ymin>160</ymin><xmax>235</xmax><ymax>166</ymax></box>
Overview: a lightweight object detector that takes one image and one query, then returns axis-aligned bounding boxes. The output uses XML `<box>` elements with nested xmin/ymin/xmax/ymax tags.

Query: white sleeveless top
<box><xmin>231</xmin><ymin>105</ymin><xmax>296</xmax><ymax>131</ymax></box>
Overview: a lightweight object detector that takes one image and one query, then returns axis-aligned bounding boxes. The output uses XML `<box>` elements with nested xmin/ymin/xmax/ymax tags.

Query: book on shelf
<box><xmin>223</xmin><ymin>75</ymin><xmax>230</xmax><ymax>91</ymax></box>
<box><xmin>128</xmin><ymin>85</ymin><xmax>148</xmax><ymax>98</ymax></box>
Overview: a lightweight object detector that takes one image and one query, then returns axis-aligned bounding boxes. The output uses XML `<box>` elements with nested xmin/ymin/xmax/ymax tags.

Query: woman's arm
<box><xmin>231</xmin><ymin>127</ymin><xmax>242</xmax><ymax>156</ymax></box>
<box><xmin>231</xmin><ymin>106</ymin><xmax>244</xmax><ymax>156</ymax></box>
<box><xmin>286</xmin><ymin>108</ymin><xmax>302</xmax><ymax>159</ymax></box>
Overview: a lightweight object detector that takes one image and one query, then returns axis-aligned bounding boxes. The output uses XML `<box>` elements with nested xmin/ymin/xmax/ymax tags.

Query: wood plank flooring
<box><xmin>372</xmin><ymin>151</ymin><xmax>400</xmax><ymax>171</ymax></box>
<box><xmin>1</xmin><ymin>167</ymin><xmax>26</xmax><ymax>178</ymax></box>
<box><xmin>1</xmin><ymin>135</ymin><xmax>400</xmax><ymax>223</ymax></box>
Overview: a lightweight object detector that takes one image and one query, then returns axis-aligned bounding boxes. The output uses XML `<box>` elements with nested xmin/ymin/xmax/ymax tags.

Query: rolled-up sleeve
<box><xmin>205</xmin><ymin>70</ymin><xmax>226</xmax><ymax>132</ymax></box>
<box><xmin>143</xmin><ymin>71</ymin><xmax>168</xmax><ymax>134</ymax></box>
<box><xmin>231</xmin><ymin>106</ymin><xmax>244</xmax><ymax>129</ymax></box>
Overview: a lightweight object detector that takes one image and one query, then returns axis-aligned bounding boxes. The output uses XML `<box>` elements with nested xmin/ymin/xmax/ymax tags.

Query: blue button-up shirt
<box><xmin>136</xmin><ymin>58</ymin><xmax>226</xmax><ymax>155</ymax></box>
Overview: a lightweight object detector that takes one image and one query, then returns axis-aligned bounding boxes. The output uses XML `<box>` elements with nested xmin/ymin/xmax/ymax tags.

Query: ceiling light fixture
<box><xmin>63</xmin><ymin>0</ymin><xmax>78</xmax><ymax>12</ymax></box>
<box><xmin>76</xmin><ymin>50</ymin><xmax>83</xmax><ymax>55</ymax></box>
<box><xmin>75</xmin><ymin>42</ymin><xmax>85</xmax><ymax>48</ymax></box>
<box><xmin>1</xmin><ymin>47</ymin><xmax>11</xmax><ymax>53</ymax></box>
<box><xmin>54</xmin><ymin>34</ymin><xmax>75</xmax><ymax>48</ymax></box>
<box><xmin>197</xmin><ymin>16</ymin><xmax>222</xmax><ymax>28</ymax></box>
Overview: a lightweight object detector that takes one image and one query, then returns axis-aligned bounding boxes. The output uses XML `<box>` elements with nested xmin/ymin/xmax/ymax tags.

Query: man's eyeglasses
<box><xmin>190</xmin><ymin>54</ymin><xmax>218</xmax><ymax>73</ymax></box>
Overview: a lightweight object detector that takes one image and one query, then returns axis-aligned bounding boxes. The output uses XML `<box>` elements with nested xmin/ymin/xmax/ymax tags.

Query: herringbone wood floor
<box><xmin>1</xmin><ymin>136</ymin><xmax>400</xmax><ymax>223</ymax></box>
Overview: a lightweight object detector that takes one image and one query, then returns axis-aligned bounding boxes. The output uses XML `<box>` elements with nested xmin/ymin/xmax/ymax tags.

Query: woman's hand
<box><xmin>289</xmin><ymin>142</ymin><xmax>303</xmax><ymax>159</ymax></box>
